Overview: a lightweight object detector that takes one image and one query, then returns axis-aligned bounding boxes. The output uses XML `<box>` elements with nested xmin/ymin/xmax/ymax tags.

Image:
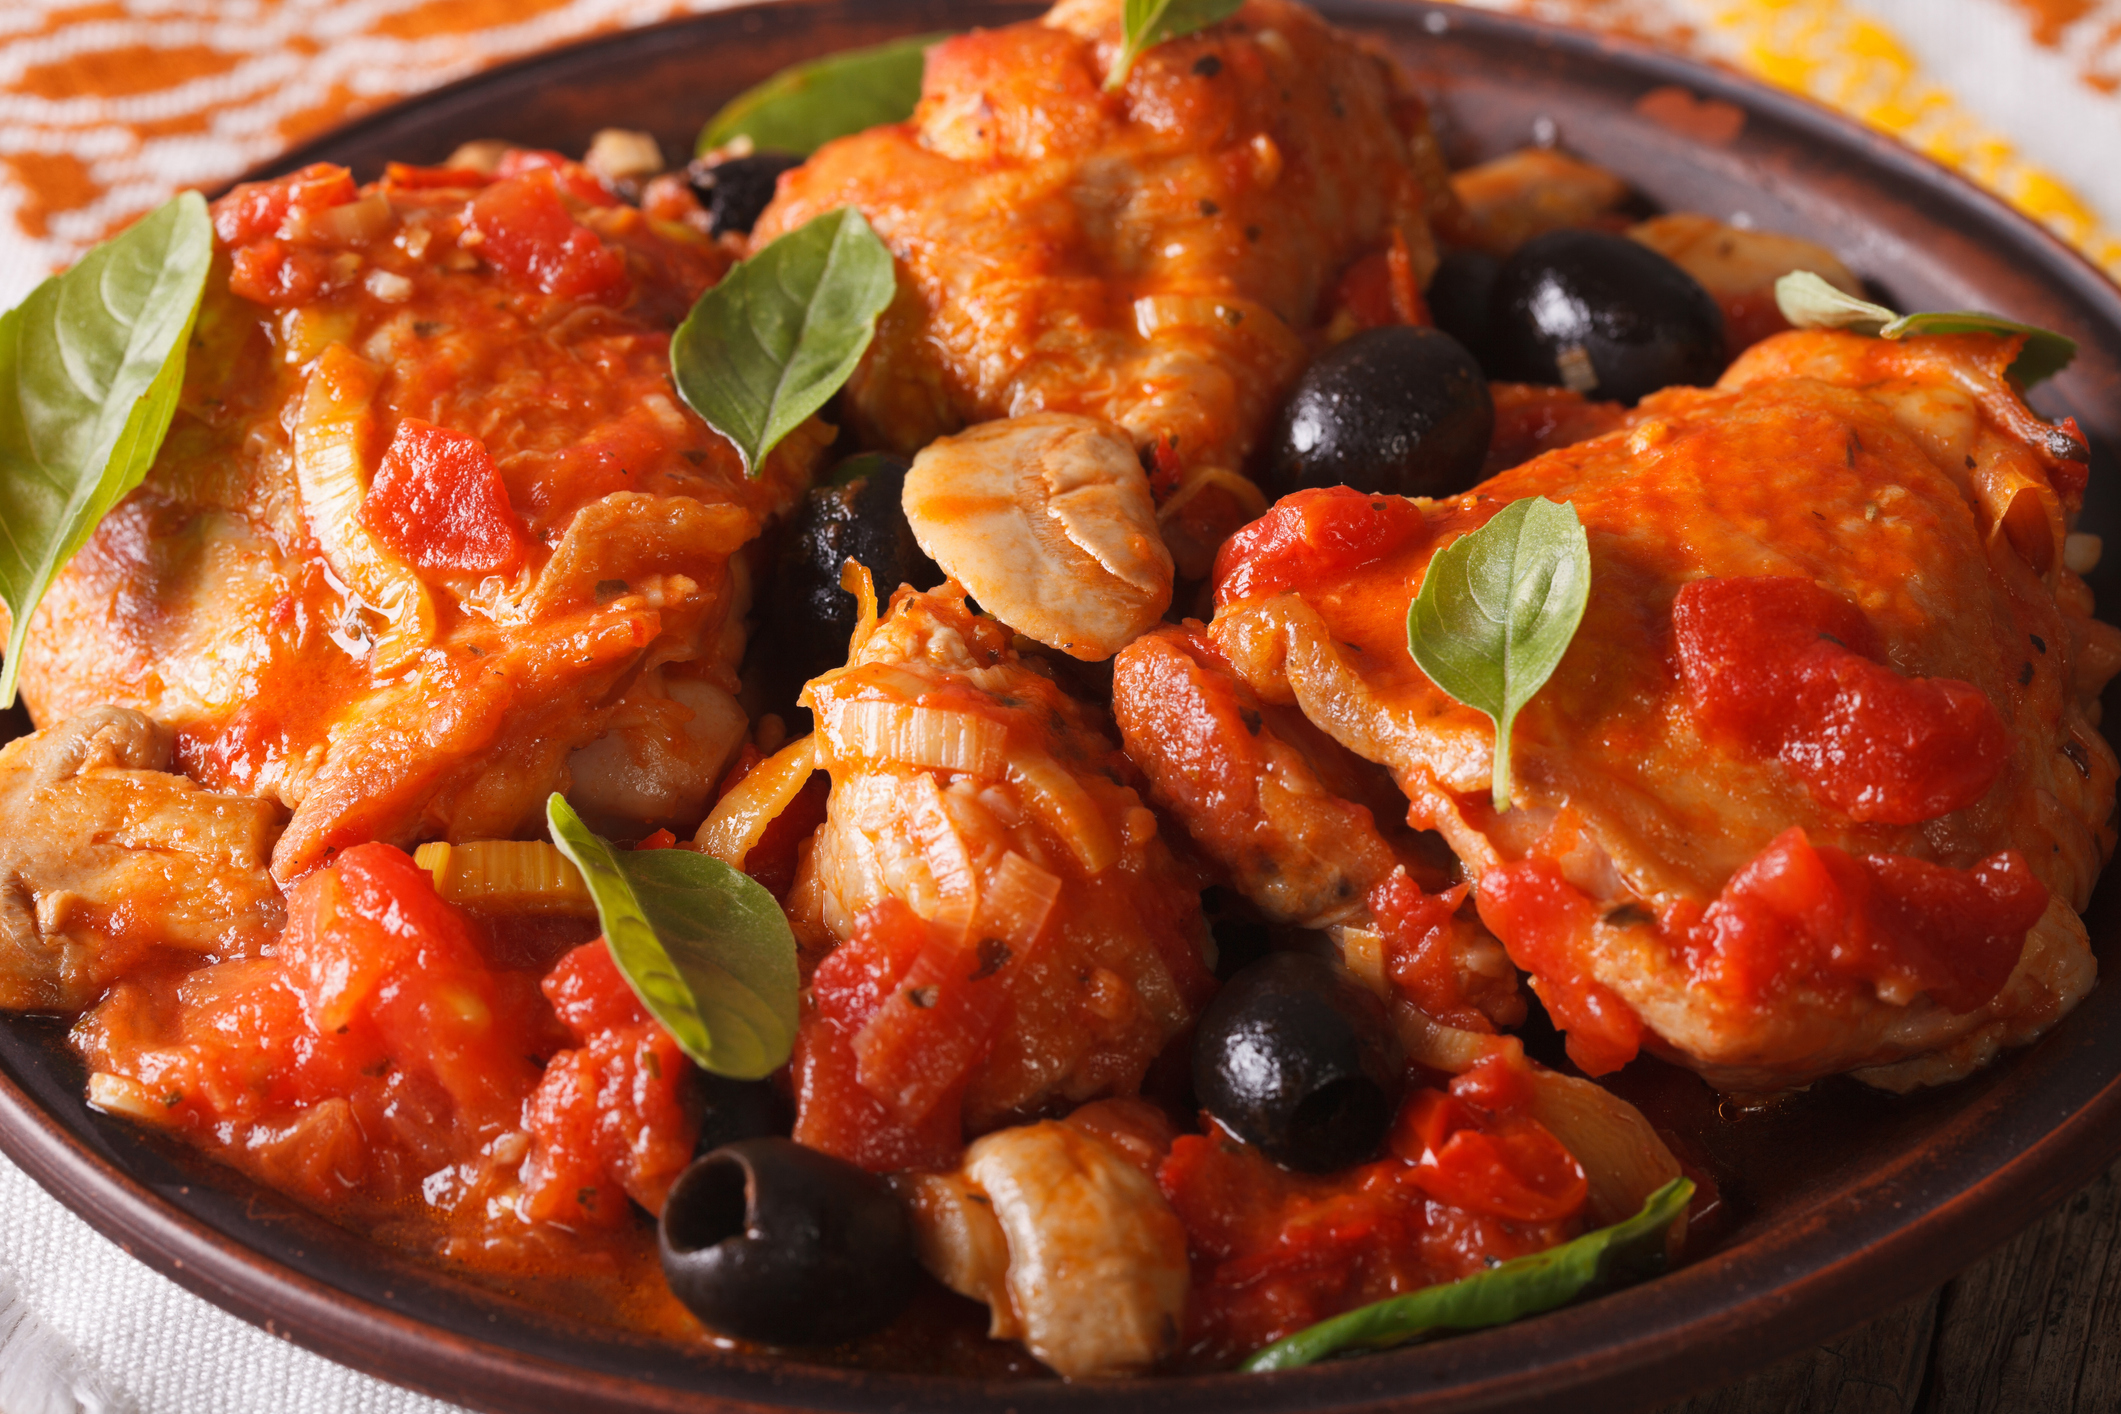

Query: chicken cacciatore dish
<box><xmin>0</xmin><ymin>0</ymin><xmax>2112</xmax><ymax>1382</ymax></box>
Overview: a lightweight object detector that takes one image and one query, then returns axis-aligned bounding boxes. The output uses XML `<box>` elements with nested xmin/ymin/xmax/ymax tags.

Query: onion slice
<box><xmin>1005</xmin><ymin>749</ymin><xmax>1118</xmax><ymax>875</ymax></box>
<box><xmin>413</xmin><ymin>839</ymin><xmax>595</xmax><ymax>917</ymax></box>
<box><xmin>695</xmin><ymin>734</ymin><xmax>819</xmax><ymax>868</ymax></box>
<box><xmin>818</xmin><ymin>698</ymin><xmax>1009</xmax><ymax>779</ymax></box>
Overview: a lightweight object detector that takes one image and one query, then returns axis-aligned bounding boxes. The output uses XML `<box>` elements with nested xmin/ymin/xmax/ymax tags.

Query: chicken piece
<box><xmin>903</xmin><ymin>413</ymin><xmax>1172</xmax><ymax>661</ymax></box>
<box><xmin>753</xmin><ymin>0</ymin><xmax>1456</xmax><ymax>570</ymax></box>
<box><xmin>1447</xmin><ymin>147</ymin><xmax>1633</xmax><ymax>255</ymax></box>
<box><xmin>1112</xmin><ymin>624</ymin><xmax>1522</xmax><ymax>1031</ymax></box>
<box><xmin>15</xmin><ymin>158</ymin><xmax>820</xmax><ymax>880</ymax></box>
<box><xmin>1193</xmin><ymin>329</ymin><xmax>2114</xmax><ymax>1091</ymax></box>
<box><xmin>0</xmin><ymin>707</ymin><xmax>283</xmax><ymax>1011</ymax></box>
<box><xmin>896</xmin><ymin>1109</ymin><xmax>1189</xmax><ymax>1378</ymax></box>
<box><xmin>788</xmin><ymin>582</ymin><xmax>1214</xmax><ymax>1165</ymax></box>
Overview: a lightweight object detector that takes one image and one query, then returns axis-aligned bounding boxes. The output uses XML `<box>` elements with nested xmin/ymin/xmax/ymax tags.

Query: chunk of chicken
<box><xmin>1112</xmin><ymin>624</ymin><xmax>1522</xmax><ymax>1031</ymax></box>
<box><xmin>1191</xmin><ymin>330</ymin><xmax>2114</xmax><ymax>1091</ymax></box>
<box><xmin>789</xmin><ymin>583</ymin><xmax>1214</xmax><ymax>1157</ymax></box>
<box><xmin>754</xmin><ymin>0</ymin><xmax>1456</xmax><ymax>571</ymax></box>
<box><xmin>904</xmin><ymin>413</ymin><xmax>1172</xmax><ymax>661</ymax></box>
<box><xmin>897</xmin><ymin>1109</ymin><xmax>1189</xmax><ymax>1378</ymax></box>
<box><xmin>16</xmin><ymin>160</ymin><xmax>820</xmax><ymax>880</ymax></box>
<box><xmin>0</xmin><ymin>707</ymin><xmax>284</xmax><ymax>1010</ymax></box>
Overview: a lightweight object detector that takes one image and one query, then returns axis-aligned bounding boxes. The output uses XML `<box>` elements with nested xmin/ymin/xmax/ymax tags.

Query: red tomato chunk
<box><xmin>363</xmin><ymin>418</ymin><xmax>533</xmax><ymax>575</ymax></box>
<box><xmin>1679</xmin><ymin>826</ymin><xmax>2048</xmax><ymax>1013</ymax></box>
<box><xmin>466</xmin><ymin>171</ymin><xmax>629</xmax><ymax>303</ymax></box>
<box><xmin>1475</xmin><ymin>858</ymin><xmax>1646</xmax><ymax>1076</ymax></box>
<box><xmin>1213</xmin><ymin>487</ymin><xmax>1426</xmax><ymax>605</ymax></box>
<box><xmin>1158</xmin><ymin>1056</ymin><xmax>1585</xmax><ymax>1366</ymax></box>
<box><xmin>1673</xmin><ymin>576</ymin><xmax>2008</xmax><ymax>824</ymax></box>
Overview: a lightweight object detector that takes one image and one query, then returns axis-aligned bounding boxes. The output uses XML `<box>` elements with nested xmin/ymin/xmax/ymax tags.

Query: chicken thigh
<box><xmin>14</xmin><ymin>157</ymin><xmax>820</xmax><ymax>880</ymax></box>
<box><xmin>752</xmin><ymin>0</ymin><xmax>1457</xmax><ymax>572</ymax></box>
<box><xmin>1130</xmin><ymin>329</ymin><xmax>2115</xmax><ymax>1091</ymax></box>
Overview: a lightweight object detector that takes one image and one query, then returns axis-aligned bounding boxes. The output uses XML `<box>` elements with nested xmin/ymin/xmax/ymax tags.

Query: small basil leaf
<box><xmin>1108</xmin><ymin>0</ymin><xmax>1244</xmax><ymax>90</ymax></box>
<box><xmin>547</xmin><ymin>794</ymin><xmax>799</xmax><ymax>1080</ymax></box>
<box><xmin>697</xmin><ymin>33</ymin><xmax>946</xmax><ymax>157</ymax></box>
<box><xmin>670</xmin><ymin>205</ymin><xmax>897</xmax><ymax>477</ymax></box>
<box><xmin>1242</xmin><ymin>1177</ymin><xmax>1694</xmax><ymax>1371</ymax></box>
<box><xmin>1405</xmin><ymin>496</ymin><xmax>1590</xmax><ymax>813</ymax></box>
<box><xmin>1773</xmin><ymin>269</ymin><xmax>1895</xmax><ymax>336</ymax></box>
<box><xmin>0</xmin><ymin>191</ymin><xmax>212</xmax><ymax>707</ymax></box>
<box><xmin>1774</xmin><ymin>271</ymin><xmax>2077</xmax><ymax>387</ymax></box>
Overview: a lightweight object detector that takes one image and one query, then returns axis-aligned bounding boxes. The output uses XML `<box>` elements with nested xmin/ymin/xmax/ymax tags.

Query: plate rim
<box><xmin>7</xmin><ymin>2</ymin><xmax>2121</xmax><ymax>1411</ymax></box>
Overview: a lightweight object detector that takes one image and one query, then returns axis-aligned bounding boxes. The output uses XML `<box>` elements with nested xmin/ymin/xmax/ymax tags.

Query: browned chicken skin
<box><xmin>754</xmin><ymin>0</ymin><xmax>1456</xmax><ymax>570</ymax></box>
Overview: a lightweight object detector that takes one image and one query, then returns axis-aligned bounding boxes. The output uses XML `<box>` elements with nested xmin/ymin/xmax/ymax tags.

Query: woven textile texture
<box><xmin>1</xmin><ymin>1</ymin><xmax>2120</xmax><ymax>1412</ymax></box>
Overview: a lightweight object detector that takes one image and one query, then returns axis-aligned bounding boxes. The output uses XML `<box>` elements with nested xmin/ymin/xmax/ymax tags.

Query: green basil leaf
<box><xmin>1772</xmin><ymin>269</ymin><xmax>1896</xmax><ymax>336</ymax></box>
<box><xmin>1242</xmin><ymin>1177</ymin><xmax>1694</xmax><ymax>1372</ymax></box>
<box><xmin>1405</xmin><ymin>496</ymin><xmax>1590</xmax><ymax>813</ymax></box>
<box><xmin>1108</xmin><ymin>0</ymin><xmax>1244</xmax><ymax>90</ymax></box>
<box><xmin>1773</xmin><ymin>270</ymin><xmax>2076</xmax><ymax>387</ymax></box>
<box><xmin>697</xmin><ymin>33</ymin><xmax>946</xmax><ymax>157</ymax></box>
<box><xmin>546</xmin><ymin>794</ymin><xmax>800</xmax><ymax>1080</ymax></box>
<box><xmin>670</xmin><ymin>205</ymin><xmax>897</xmax><ymax>477</ymax></box>
<box><xmin>0</xmin><ymin>191</ymin><xmax>212</xmax><ymax>707</ymax></box>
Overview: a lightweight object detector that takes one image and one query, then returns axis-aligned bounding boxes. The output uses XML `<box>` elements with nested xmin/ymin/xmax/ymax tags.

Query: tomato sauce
<box><xmin>1673</xmin><ymin>576</ymin><xmax>2009</xmax><ymax>824</ymax></box>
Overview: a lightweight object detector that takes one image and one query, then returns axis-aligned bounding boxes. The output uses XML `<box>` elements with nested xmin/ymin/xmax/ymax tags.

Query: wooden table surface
<box><xmin>1660</xmin><ymin>1156</ymin><xmax>2121</xmax><ymax>1412</ymax></box>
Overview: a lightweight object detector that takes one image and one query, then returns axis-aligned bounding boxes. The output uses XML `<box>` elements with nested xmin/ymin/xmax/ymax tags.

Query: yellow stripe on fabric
<box><xmin>1710</xmin><ymin>0</ymin><xmax>2121</xmax><ymax>282</ymax></box>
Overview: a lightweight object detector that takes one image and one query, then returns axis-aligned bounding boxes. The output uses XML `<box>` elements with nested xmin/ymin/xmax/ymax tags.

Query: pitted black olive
<box><xmin>1263</xmin><ymin>326</ymin><xmax>1493</xmax><ymax>501</ymax></box>
<box><xmin>659</xmin><ymin>1137</ymin><xmax>919</xmax><ymax>1345</ymax></box>
<box><xmin>1424</xmin><ymin>248</ymin><xmax>1501</xmax><ymax>369</ymax></box>
<box><xmin>1486</xmin><ymin>228</ymin><xmax>1725</xmax><ymax>404</ymax></box>
<box><xmin>759</xmin><ymin>453</ymin><xmax>941</xmax><ymax>704</ymax></box>
<box><xmin>693</xmin><ymin>1072</ymin><xmax>792</xmax><ymax>1157</ymax></box>
<box><xmin>1192</xmin><ymin>951</ymin><xmax>1403</xmax><ymax>1173</ymax></box>
<box><xmin>686</xmin><ymin>151</ymin><xmax>806</xmax><ymax>237</ymax></box>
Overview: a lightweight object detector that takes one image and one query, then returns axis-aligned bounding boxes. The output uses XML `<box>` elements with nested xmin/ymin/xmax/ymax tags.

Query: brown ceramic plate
<box><xmin>4</xmin><ymin>2</ymin><xmax>2121</xmax><ymax>1410</ymax></box>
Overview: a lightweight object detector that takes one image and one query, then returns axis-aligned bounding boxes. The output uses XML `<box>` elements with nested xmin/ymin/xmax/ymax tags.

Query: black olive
<box><xmin>1487</xmin><ymin>228</ymin><xmax>1725</xmax><ymax>404</ymax></box>
<box><xmin>759</xmin><ymin>453</ymin><xmax>941</xmax><ymax>703</ymax></box>
<box><xmin>660</xmin><ymin>1138</ymin><xmax>919</xmax><ymax>1345</ymax></box>
<box><xmin>1425</xmin><ymin>248</ymin><xmax>1501</xmax><ymax>368</ymax></box>
<box><xmin>1192</xmin><ymin>951</ymin><xmax>1403</xmax><ymax>1173</ymax></box>
<box><xmin>686</xmin><ymin>151</ymin><xmax>806</xmax><ymax>237</ymax></box>
<box><xmin>693</xmin><ymin>1072</ymin><xmax>792</xmax><ymax>1157</ymax></box>
<box><xmin>1263</xmin><ymin>326</ymin><xmax>1494</xmax><ymax>501</ymax></box>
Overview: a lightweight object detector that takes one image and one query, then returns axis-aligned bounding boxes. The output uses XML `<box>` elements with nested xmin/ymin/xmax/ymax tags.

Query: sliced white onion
<box><xmin>694</xmin><ymin>735</ymin><xmax>818</xmax><ymax>868</ymax></box>
<box><xmin>1005</xmin><ymin>748</ymin><xmax>1117</xmax><ymax>876</ymax></box>
<box><xmin>818</xmin><ymin>698</ymin><xmax>1009</xmax><ymax>779</ymax></box>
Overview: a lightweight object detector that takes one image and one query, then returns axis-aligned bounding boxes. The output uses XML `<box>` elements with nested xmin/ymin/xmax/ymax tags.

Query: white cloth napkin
<box><xmin>3</xmin><ymin>2</ymin><xmax>2121</xmax><ymax>1412</ymax></box>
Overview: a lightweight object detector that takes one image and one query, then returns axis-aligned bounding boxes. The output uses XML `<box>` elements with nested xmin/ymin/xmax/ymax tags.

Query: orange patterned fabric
<box><xmin>0</xmin><ymin>0</ymin><xmax>739</xmax><ymax>306</ymax></box>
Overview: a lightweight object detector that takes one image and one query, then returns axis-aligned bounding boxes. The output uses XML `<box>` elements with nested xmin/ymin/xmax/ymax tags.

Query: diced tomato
<box><xmin>1681</xmin><ymin>826</ymin><xmax>2048</xmax><ymax>1012</ymax></box>
<box><xmin>361</xmin><ymin>418</ymin><xmax>532</xmax><ymax>575</ymax></box>
<box><xmin>1368</xmin><ymin>870</ymin><xmax>1484</xmax><ymax>1031</ymax></box>
<box><xmin>792</xmin><ymin>898</ymin><xmax>965</xmax><ymax>1171</ymax></box>
<box><xmin>466</xmin><ymin>172</ymin><xmax>629</xmax><ymax>303</ymax></box>
<box><xmin>851</xmin><ymin>921</ymin><xmax>1030</xmax><ymax>1125</ymax></box>
<box><xmin>494</xmin><ymin>147</ymin><xmax>621</xmax><ymax>207</ymax></box>
<box><xmin>227</xmin><ymin>239</ymin><xmax>329</xmax><ymax>307</ymax></box>
<box><xmin>1673</xmin><ymin>576</ymin><xmax>2008</xmax><ymax>824</ymax></box>
<box><xmin>518</xmin><ymin>940</ymin><xmax>700</xmax><ymax>1225</ymax></box>
<box><xmin>1389</xmin><ymin>1082</ymin><xmax>1586</xmax><ymax>1223</ymax></box>
<box><xmin>1329</xmin><ymin>230</ymin><xmax>1428</xmax><ymax>330</ymax></box>
<box><xmin>1213</xmin><ymin>487</ymin><xmax>1426</xmax><ymax>606</ymax></box>
<box><xmin>211</xmin><ymin>162</ymin><xmax>358</xmax><ymax>246</ymax></box>
<box><xmin>1158</xmin><ymin>1081</ymin><xmax>1584</xmax><ymax>1367</ymax></box>
<box><xmin>1474</xmin><ymin>857</ymin><xmax>1646</xmax><ymax>1075</ymax></box>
